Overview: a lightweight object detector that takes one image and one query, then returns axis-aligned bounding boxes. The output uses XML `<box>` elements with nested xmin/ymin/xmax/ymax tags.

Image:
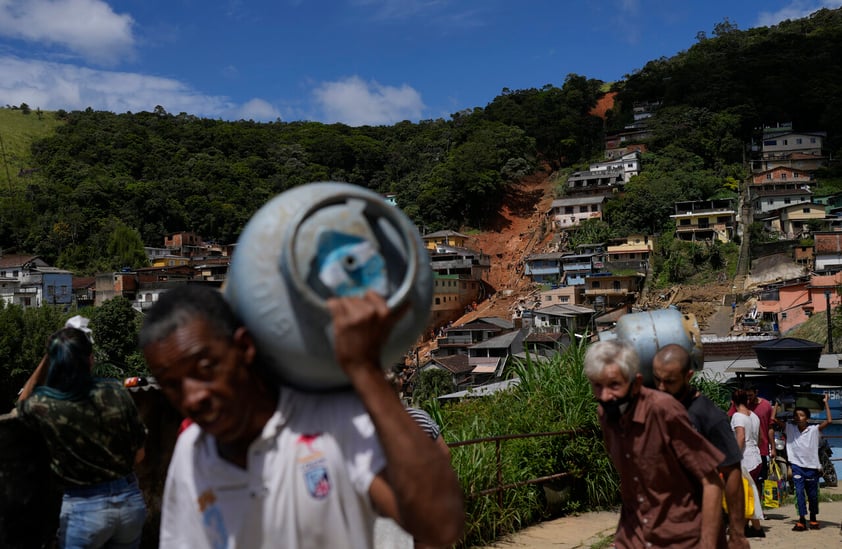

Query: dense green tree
<box><xmin>105</xmin><ymin>220</ymin><xmax>149</xmax><ymax>271</ymax></box>
<box><xmin>568</xmin><ymin>219</ymin><xmax>615</xmax><ymax>248</ymax></box>
<box><xmin>412</xmin><ymin>368</ymin><xmax>455</xmax><ymax>406</ymax></box>
<box><xmin>89</xmin><ymin>296</ymin><xmax>145</xmax><ymax>377</ymax></box>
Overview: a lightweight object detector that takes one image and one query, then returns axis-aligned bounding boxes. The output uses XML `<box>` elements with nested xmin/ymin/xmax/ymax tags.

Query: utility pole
<box><xmin>826</xmin><ymin>290</ymin><xmax>834</xmax><ymax>353</ymax></box>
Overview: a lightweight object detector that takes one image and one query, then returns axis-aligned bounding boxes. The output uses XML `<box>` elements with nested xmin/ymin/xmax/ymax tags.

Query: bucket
<box><xmin>598</xmin><ymin>307</ymin><xmax>702</xmax><ymax>386</ymax></box>
<box><xmin>225</xmin><ymin>182</ymin><xmax>433</xmax><ymax>391</ymax></box>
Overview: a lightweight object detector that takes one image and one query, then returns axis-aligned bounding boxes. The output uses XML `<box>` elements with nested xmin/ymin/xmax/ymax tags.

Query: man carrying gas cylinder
<box><xmin>140</xmin><ymin>285</ymin><xmax>464</xmax><ymax>548</ymax></box>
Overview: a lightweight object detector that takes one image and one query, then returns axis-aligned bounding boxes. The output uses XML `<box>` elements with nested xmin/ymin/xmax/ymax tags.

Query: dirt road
<box><xmin>485</xmin><ymin>485</ymin><xmax>842</xmax><ymax>548</ymax></box>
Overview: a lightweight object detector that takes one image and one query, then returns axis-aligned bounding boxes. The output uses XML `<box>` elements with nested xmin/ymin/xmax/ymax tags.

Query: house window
<box><xmin>766</xmin><ymin>173</ymin><xmax>772</xmax><ymax>180</ymax></box>
<box><xmin>565</xmin><ymin>207</ymin><xmax>573</xmax><ymax>214</ymax></box>
<box><xmin>784</xmin><ymin>199</ymin><xmax>791</xmax><ymax>204</ymax></box>
<box><xmin>613</xmin><ymin>281</ymin><xmax>621</xmax><ymax>291</ymax></box>
<box><xmin>811</xmin><ymin>138</ymin><xmax>817</xmax><ymax>144</ymax></box>
<box><xmin>764</xmin><ymin>140</ymin><xmax>777</xmax><ymax>146</ymax></box>
<box><xmin>559</xmin><ymin>296</ymin><xmax>569</xmax><ymax>303</ymax></box>
<box><xmin>796</xmin><ymin>138</ymin><xmax>803</xmax><ymax>144</ymax></box>
<box><xmin>435</xmin><ymin>297</ymin><xmax>440</xmax><ymax>305</ymax></box>
<box><xmin>680</xmin><ymin>219</ymin><xmax>691</xmax><ymax>226</ymax></box>
<box><xmin>781</xmin><ymin>173</ymin><xmax>787</xmax><ymax>180</ymax></box>
<box><xmin>781</xmin><ymin>312</ymin><xmax>788</xmax><ymax>319</ymax></box>
<box><xmin>803</xmin><ymin>208</ymin><xmax>810</xmax><ymax>213</ymax></box>
<box><xmin>591</xmin><ymin>281</ymin><xmax>600</xmax><ymax>289</ymax></box>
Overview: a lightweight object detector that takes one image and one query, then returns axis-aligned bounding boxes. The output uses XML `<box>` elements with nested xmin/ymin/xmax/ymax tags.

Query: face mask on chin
<box><xmin>597</xmin><ymin>381</ymin><xmax>637</xmax><ymax>422</ymax></box>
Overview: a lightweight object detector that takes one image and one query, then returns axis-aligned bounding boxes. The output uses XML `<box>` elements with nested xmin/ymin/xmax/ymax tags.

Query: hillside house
<box><xmin>520</xmin><ymin>331</ymin><xmax>570</xmax><ymax>359</ymax></box>
<box><xmin>434</xmin><ymin>317</ymin><xmax>514</xmax><ymax>358</ymax></box>
<box><xmin>814</xmin><ymin>192</ymin><xmax>842</xmax><ymax>216</ymax></box>
<box><xmin>604</xmin><ymin>143</ymin><xmax>647</xmax><ymax>161</ymax></box>
<box><xmin>561</xmin><ymin>243</ymin><xmax>607</xmax><ymax>286</ymax></box>
<box><xmin>754</xmin><ymin>152</ymin><xmax>828</xmax><ymax>173</ymax></box>
<box><xmin>95</xmin><ymin>271</ymin><xmax>139</xmax><ymax>305</ymax></box>
<box><xmin>523</xmin><ymin>252</ymin><xmax>565</xmax><ymax>284</ymax></box>
<box><xmin>761</xmin><ymin>202</ymin><xmax>826</xmax><ymax>239</ymax></box>
<box><xmin>814</xmin><ymin>232</ymin><xmax>842</xmax><ymax>272</ymax></box>
<box><xmin>751</xmin><ymin>166</ymin><xmax>814</xmax><ymax>186</ymax></box>
<box><xmin>751</xmin><ymin>188</ymin><xmax>812</xmax><ymax>218</ymax></box>
<box><xmin>671</xmin><ymin>199</ymin><xmax>737</xmax><ymax>242</ymax></box>
<box><xmin>793</xmin><ymin>242</ymin><xmax>814</xmax><ymax>267</ymax></box>
<box><xmin>550</xmin><ymin>196</ymin><xmax>605</xmax><ymax>229</ymax></box>
<box><xmin>605</xmin><ymin>234</ymin><xmax>653</xmax><ymax>272</ymax></box>
<box><xmin>589</xmin><ymin>151</ymin><xmax>641</xmax><ymax>183</ymax></box>
<box><xmin>528</xmin><ymin>303</ymin><xmax>595</xmax><ymax>334</ymax></box>
<box><xmin>431</xmin><ymin>274</ymin><xmax>485</xmax><ymax>327</ymax></box>
<box><xmin>422</xmin><ymin>230</ymin><xmax>472</xmax><ymax>250</ymax></box>
<box><xmin>418</xmin><ymin>355</ymin><xmax>474</xmax><ymax>389</ymax></box>
<box><xmin>537</xmin><ymin>285</ymin><xmax>586</xmax><ymax>306</ymax></box>
<box><xmin>429</xmin><ymin>245</ymin><xmax>490</xmax><ymax>280</ymax></box>
<box><xmin>603</xmin><ymin>103</ymin><xmax>657</xmax><ymax>156</ymax></box>
<box><xmin>761</xmin><ymin>131</ymin><xmax>825</xmax><ymax>158</ymax></box>
<box><xmin>428</xmin><ymin>244</ymin><xmax>489</xmax><ymax>327</ymax></box>
<box><xmin>0</xmin><ymin>255</ymin><xmax>71</xmax><ymax>308</ymax></box>
<box><xmin>72</xmin><ymin>276</ymin><xmax>96</xmax><ymax>308</ymax></box>
<box><xmin>565</xmin><ymin>168</ymin><xmax>624</xmax><ymax>196</ymax></box>
<box><xmin>584</xmin><ymin>273</ymin><xmax>644</xmax><ymax>310</ymax></box>
<box><xmin>467</xmin><ymin>329</ymin><xmax>525</xmax><ymax>381</ymax></box>
<box><xmin>151</xmin><ymin>255</ymin><xmax>190</xmax><ymax>268</ymax></box>
<box><xmin>755</xmin><ymin>273</ymin><xmax>842</xmax><ymax>334</ymax></box>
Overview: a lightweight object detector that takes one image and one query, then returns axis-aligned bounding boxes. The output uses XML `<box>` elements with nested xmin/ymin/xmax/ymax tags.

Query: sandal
<box><xmin>809</xmin><ymin>521</ymin><xmax>821</xmax><ymax>530</ymax></box>
<box><xmin>792</xmin><ymin>522</ymin><xmax>807</xmax><ymax>531</ymax></box>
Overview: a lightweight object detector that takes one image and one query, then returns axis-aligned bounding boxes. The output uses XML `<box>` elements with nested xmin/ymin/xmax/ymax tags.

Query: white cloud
<box><xmin>312</xmin><ymin>76</ymin><xmax>425</xmax><ymax>126</ymax></box>
<box><xmin>0</xmin><ymin>56</ymin><xmax>287</xmax><ymax>121</ymax></box>
<box><xmin>756</xmin><ymin>0</ymin><xmax>842</xmax><ymax>27</ymax></box>
<box><xmin>0</xmin><ymin>0</ymin><xmax>135</xmax><ymax>66</ymax></box>
<box><xmin>231</xmin><ymin>98</ymin><xmax>282</xmax><ymax>121</ymax></box>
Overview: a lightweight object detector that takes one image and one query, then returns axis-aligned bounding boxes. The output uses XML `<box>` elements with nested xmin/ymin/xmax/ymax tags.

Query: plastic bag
<box><xmin>722</xmin><ymin>470</ymin><xmax>755</xmax><ymax>518</ymax></box>
<box><xmin>763</xmin><ymin>461</ymin><xmax>784</xmax><ymax>508</ymax></box>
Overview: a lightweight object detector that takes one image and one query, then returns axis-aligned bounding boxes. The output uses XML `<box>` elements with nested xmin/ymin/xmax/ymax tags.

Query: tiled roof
<box><xmin>815</xmin><ymin>233</ymin><xmax>842</xmax><ymax>254</ymax></box>
<box><xmin>0</xmin><ymin>254</ymin><xmax>40</xmax><ymax>269</ymax></box>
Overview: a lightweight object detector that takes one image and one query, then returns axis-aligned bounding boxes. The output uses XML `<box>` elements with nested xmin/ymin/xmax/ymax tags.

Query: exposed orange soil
<box><xmin>457</xmin><ymin>165</ymin><xmax>556</xmax><ymax>323</ymax></box>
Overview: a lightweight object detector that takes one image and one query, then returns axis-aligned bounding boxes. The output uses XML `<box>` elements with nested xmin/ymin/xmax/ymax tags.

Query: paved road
<box><xmin>485</xmin><ymin>485</ymin><xmax>842</xmax><ymax>548</ymax></box>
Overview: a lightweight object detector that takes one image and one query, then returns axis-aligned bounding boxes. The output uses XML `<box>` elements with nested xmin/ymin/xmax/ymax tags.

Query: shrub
<box><xmin>435</xmin><ymin>340</ymin><xmax>619</xmax><ymax>547</ymax></box>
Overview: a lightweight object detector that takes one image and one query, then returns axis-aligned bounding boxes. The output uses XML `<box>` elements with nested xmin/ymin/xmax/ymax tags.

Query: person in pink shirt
<box><xmin>728</xmin><ymin>383</ymin><xmax>776</xmax><ymax>492</ymax></box>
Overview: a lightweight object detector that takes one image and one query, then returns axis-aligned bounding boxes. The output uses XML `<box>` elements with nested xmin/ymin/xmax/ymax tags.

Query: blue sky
<box><xmin>0</xmin><ymin>0</ymin><xmax>839</xmax><ymax>126</ymax></box>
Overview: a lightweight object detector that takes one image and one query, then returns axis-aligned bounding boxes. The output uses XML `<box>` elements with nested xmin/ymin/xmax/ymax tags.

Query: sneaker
<box><xmin>809</xmin><ymin>521</ymin><xmax>821</xmax><ymax>530</ymax></box>
<box><xmin>792</xmin><ymin>522</ymin><xmax>807</xmax><ymax>531</ymax></box>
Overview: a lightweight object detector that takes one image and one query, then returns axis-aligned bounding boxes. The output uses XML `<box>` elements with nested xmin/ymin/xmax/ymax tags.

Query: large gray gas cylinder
<box><xmin>598</xmin><ymin>307</ymin><xmax>703</xmax><ymax>386</ymax></box>
<box><xmin>224</xmin><ymin>182</ymin><xmax>433</xmax><ymax>391</ymax></box>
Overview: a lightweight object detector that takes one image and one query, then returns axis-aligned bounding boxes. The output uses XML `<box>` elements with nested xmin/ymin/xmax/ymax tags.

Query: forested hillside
<box><xmin>2</xmin><ymin>8</ymin><xmax>842</xmax><ymax>275</ymax></box>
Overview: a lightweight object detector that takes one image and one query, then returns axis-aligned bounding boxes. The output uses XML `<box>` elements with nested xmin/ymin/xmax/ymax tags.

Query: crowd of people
<box><xmin>6</xmin><ymin>286</ymin><xmax>839</xmax><ymax>548</ymax></box>
<box><xmin>587</xmin><ymin>339</ymin><xmax>836</xmax><ymax>548</ymax></box>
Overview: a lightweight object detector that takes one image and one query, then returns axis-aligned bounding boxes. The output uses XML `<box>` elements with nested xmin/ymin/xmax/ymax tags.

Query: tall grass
<box><xmin>431</xmin><ymin>339</ymin><xmax>620</xmax><ymax>547</ymax></box>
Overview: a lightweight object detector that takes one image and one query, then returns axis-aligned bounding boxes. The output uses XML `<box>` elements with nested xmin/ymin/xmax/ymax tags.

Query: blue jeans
<box><xmin>791</xmin><ymin>463</ymin><xmax>820</xmax><ymax>519</ymax></box>
<box><xmin>58</xmin><ymin>474</ymin><xmax>147</xmax><ymax>549</ymax></box>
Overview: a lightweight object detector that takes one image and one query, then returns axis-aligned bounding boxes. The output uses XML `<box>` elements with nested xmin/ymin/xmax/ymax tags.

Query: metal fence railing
<box><xmin>448</xmin><ymin>429</ymin><xmax>582</xmax><ymax>508</ymax></box>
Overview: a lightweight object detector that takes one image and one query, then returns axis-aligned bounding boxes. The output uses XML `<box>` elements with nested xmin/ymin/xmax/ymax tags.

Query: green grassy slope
<box><xmin>0</xmin><ymin>107</ymin><xmax>62</xmax><ymax>191</ymax></box>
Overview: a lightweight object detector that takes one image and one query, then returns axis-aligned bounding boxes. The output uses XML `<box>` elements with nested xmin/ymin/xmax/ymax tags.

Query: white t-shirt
<box><xmin>785</xmin><ymin>422</ymin><xmax>821</xmax><ymax>470</ymax></box>
<box><xmin>731</xmin><ymin>411</ymin><xmax>762</xmax><ymax>472</ymax></box>
<box><xmin>160</xmin><ymin>386</ymin><xmax>386</xmax><ymax>549</ymax></box>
